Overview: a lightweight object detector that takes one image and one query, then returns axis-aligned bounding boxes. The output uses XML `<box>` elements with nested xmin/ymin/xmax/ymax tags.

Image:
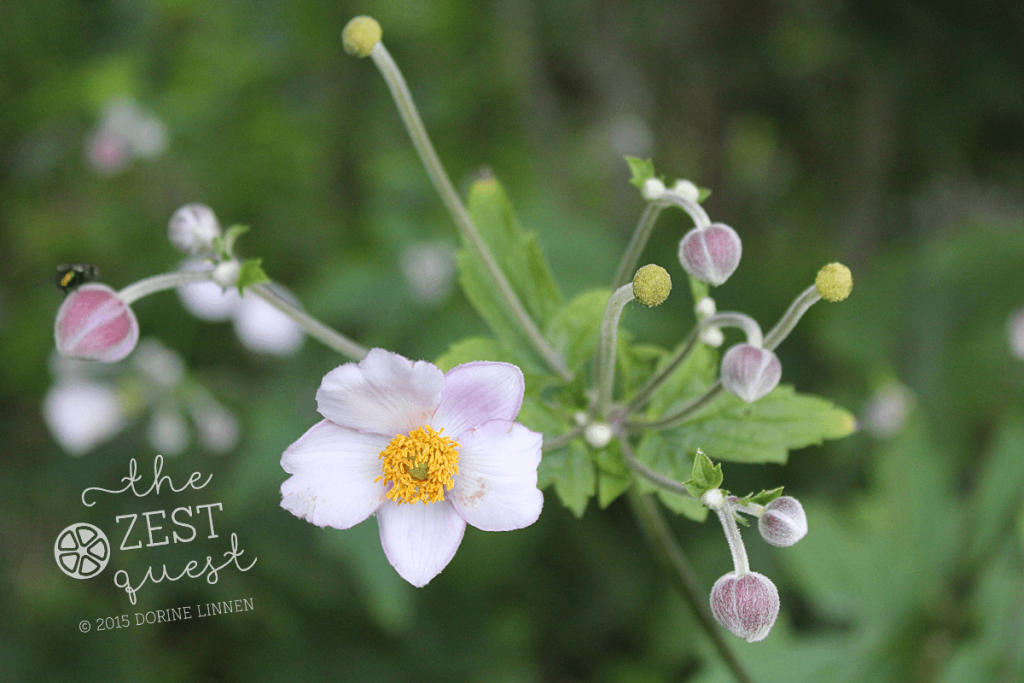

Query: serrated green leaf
<box><xmin>655</xmin><ymin>490</ymin><xmax>707</xmax><ymax>521</ymax></box>
<box><xmin>595</xmin><ymin>441</ymin><xmax>632</xmax><ymax>508</ymax></box>
<box><xmin>538</xmin><ymin>441</ymin><xmax>594</xmax><ymax>518</ymax></box>
<box><xmin>457</xmin><ymin>177</ymin><xmax>563</xmax><ymax>373</ymax></box>
<box><xmin>544</xmin><ymin>289</ymin><xmax>610</xmax><ymax>371</ymax></box>
<box><xmin>634</xmin><ymin>432</ymin><xmax>707</xmax><ymax>521</ymax></box>
<box><xmin>625</xmin><ymin>156</ymin><xmax>655</xmax><ymax>189</ymax></box>
<box><xmin>656</xmin><ymin>385</ymin><xmax>856</xmax><ymax>465</ymax></box>
<box><xmin>236</xmin><ymin>258</ymin><xmax>270</xmax><ymax>294</ymax></box>
<box><xmin>683</xmin><ymin>449</ymin><xmax>722</xmax><ymax>496</ymax></box>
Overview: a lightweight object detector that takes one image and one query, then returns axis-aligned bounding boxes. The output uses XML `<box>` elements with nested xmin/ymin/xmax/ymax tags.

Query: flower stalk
<box><xmin>367</xmin><ymin>41</ymin><xmax>571</xmax><ymax>382</ymax></box>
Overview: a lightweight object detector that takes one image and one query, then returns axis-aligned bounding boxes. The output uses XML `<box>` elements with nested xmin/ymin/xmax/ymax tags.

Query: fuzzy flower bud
<box><xmin>584</xmin><ymin>423</ymin><xmax>613</xmax><ymax>448</ymax></box>
<box><xmin>671</xmin><ymin>179</ymin><xmax>701</xmax><ymax>203</ymax></box>
<box><xmin>212</xmin><ymin>260</ymin><xmax>241</xmax><ymax>289</ymax></box>
<box><xmin>54</xmin><ymin>284</ymin><xmax>139</xmax><ymax>363</ymax></box>
<box><xmin>632</xmin><ymin>264</ymin><xmax>672</xmax><ymax>307</ymax></box>
<box><xmin>815</xmin><ymin>262</ymin><xmax>852</xmax><ymax>302</ymax></box>
<box><xmin>721</xmin><ymin>344</ymin><xmax>782</xmax><ymax>403</ymax></box>
<box><xmin>758</xmin><ymin>496</ymin><xmax>808</xmax><ymax>547</ymax></box>
<box><xmin>678</xmin><ymin>223</ymin><xmax>742</xmax><ymax>286</ymax></box>
<box><xmin>168</xmin><ymin>204</ymin><xmax>221</xmax><ymax>255</ymax></box>
<box><xmin>343</xmin><ymin>16</ymin><xmax>382</xmax><ymax>57</ymax></box>
<box><xmin>641</xmin><ymin>177</ymin><xmax>665</xmax><ymax>201</ymax></box>
<box><xmin>710</xmin><ymin>571</ymin><xmax>780</xmax><ymax>643</ymax></box>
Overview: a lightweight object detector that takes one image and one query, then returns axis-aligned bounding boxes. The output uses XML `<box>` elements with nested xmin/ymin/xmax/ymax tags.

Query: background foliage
<box><xmin>1</xmin><ymin>0</ymin><xmax>1023</xmax><ymax>681</ymax></box>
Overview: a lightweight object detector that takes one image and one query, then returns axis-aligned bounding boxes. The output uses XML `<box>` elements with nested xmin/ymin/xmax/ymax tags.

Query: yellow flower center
<box><xmin>377</xmin><ymin>425</ymin><xmax>460</xmax><ymax>505</ymax></box>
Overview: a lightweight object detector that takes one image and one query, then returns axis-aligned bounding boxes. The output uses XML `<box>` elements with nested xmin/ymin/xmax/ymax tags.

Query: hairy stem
<box><xmin>628</xmin><ymin>491</ymin><xmax>756</xmax><ymax>683</ymax></box>
<box><xmin>250</xmin><ymin>283</ymin><xmax>368</xmax><ymax>360</ymax></box>
<box><xmin>594</xmin><ymin>284</ymin><xmax>635</xmax><ymax>418</ymax></box>
<box><xmin>369</xmin><ymin>42</ymin><xmax>571</xmax><ymax>381</ymax></box>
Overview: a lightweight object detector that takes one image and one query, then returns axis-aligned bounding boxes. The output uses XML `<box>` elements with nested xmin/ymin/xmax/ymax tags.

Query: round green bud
<box><xmin>815</xmin><ymin>262</ymin><xmax>852</xmax><ymax>302</ymax></box>
<box><xmin>632</xmin><ymin>264</ymin><xmax>672</xmax><ymax>307</ymax></box>
<box><xmin>342</xmin><ymin>16</ymin><xmax>382</xmax><ymax>57</ymax></box>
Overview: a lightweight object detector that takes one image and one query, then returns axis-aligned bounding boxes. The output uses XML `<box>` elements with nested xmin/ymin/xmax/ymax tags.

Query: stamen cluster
<box><xmin>377</xmin><ymin>425</ymin><xmax>460</xmax><ymax>505</ymax></box>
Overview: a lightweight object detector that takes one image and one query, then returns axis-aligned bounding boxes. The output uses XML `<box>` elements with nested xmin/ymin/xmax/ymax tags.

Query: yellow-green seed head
<box><xmin>816</xmin><ymin>262</ymin><xmax>852</xmax><ymax>302</ymax></box>
<box><xmin>633</xmin><ymin>264</ymin><xmax>672</xmax><ymax>307</ymax></box>
<box><xmin>342</xmin><ymin>16</ymin><xmax>382</xmax><ymax>57</ymax></box>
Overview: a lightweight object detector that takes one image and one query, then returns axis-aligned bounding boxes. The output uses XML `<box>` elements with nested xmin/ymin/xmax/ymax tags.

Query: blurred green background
<box><xmin>2</xmin><ymin>0</ymin><xmax>1023</xmax><ymax>681</ymax></box>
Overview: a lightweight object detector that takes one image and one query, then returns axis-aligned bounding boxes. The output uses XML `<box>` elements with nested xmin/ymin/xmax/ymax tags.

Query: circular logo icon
<box><xmin>54</xmin><ymin>523</ymin><xmax>110</xmax><ymax>579</ymax></box>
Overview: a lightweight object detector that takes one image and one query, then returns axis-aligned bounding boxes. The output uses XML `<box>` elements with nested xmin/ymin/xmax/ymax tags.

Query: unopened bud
<box><xmin>695</xmin><ymin>296</ymin><xmax>717</xmax><ymax>319</ymax></box>
<box><xmin>671</xmin><ymin>179</ymin><xmax>700</xmax><ymax>203</ymax></box>
<box><xmin>212</xmin><ymin>260</ymin><xmax>241</xmax><ymax>289</ymax></box>
<box><xmin>678</xmin><ymin>223</ymin><xmax>742</xmax><ymax>286</ymax></box>
<box><xmin>632</xmin><ymin>264</ymin><xmax>671</xmax><ymax>307</ymax></box>
<box><xmin>584</xmin><ymin>423</ymin><xmax>613</xmax><ymax>448</ymax></box>
<box><xmin>641</xmin><ymin>177</ymin><xmax>665</xmax><ymax>201</ymax></box>
<box><xmin>343</xmin><ymin>16</ymin><xmax>382</xmax><ymax>57</ymax></box>
<box><xmin>700</xmin><ymin>327</ymin><xmax>724</xmax><ymax>348</ymax></box>
<box><xmin>168</xmin><ymin>204</ymin><xmax>221</xmax><ymax>255</ymax></box>
<box><xmin>721</xmin><ymin>344</ymin><xmax>781</xmax><ymax>403</ymax></box>
<box><xmin>815</xmin><ymin>262</ymin><xmax>852</xmax><ymax>302</ymax></box>
<box><xmin>758</xmin><ymin>496</ymin><xmax>807</xmax><ymax>547</ymax></box>
<box><xmin>54</xmin><ymin>284</ymin><xmax>139</xmax><ymax>363</ymax></box>
<box><xmin>710</xmin><ymin>571</ymin><xmax>780</xmax><ymax>643</ymax></box>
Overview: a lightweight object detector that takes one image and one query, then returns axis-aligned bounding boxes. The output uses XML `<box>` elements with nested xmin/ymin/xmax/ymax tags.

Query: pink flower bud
<box><xmin>710</xmin><ymin>571</ymin><xmax>780</xmax><ymax>643</ymax></box>
<box><xmin>678</xmin><ymin>223</ymin><xmax>742</xmax><ymax>286</ymax></box>
<box><xmin>54</xmin><ymin>284</ymin><xmax>139</xmax><ymax>363</ymax></box>
<box><xmin>759</xmin><ymin>496</ymin><xmax>807</xmax><ymax>547</ymax></box>
<box><xmin>720</xmin><ymin>344</ymin><xmax>781</xmax><ymax>403</ymax></box>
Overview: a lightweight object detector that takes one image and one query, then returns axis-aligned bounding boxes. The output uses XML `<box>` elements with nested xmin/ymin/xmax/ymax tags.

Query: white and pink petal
<box><xmin>316</xmin><ymin>348</ymin><xmax>444</xmax><ymax>436</ymax></box>
<box><xmin>448</xmin><ymin>419</ymin><xmax>543</xmax><ymax>532</ymax></box>
<box><xmin>432</xmin><ymin>361</ymin><xmax>525</xmax><ymax>439</ymax></box>
<box><xmin>377</xmin><ymin>499</ymin><xmax>466</xmax><ymax>587</ymax></box>
<box><xmin>280</xmin><ymin>420</ymin><xmax>389</xmax><ymax>530</ymax></box>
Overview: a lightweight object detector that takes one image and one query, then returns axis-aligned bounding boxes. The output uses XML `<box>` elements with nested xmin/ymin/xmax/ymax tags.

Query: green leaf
<box><xmin>697</xmin><ymin>187</ymin><xmax>712</xmax><ymax>202</ymax></box>
<box><xmin>682</xmin><ymin>449</ymin><xmax>722</xmax><ymax>497</ymax></box>
<box><xmin>656</xmin><ymin>385</ymin><xmax>856</xmax><ymax>465</ymax></box>
<box><xmin>645</xmin><ymin>342</ymin><xmax>717</xmax><ymax>417</ymax></box>
<box><xmin>655</xmin><ymin>490</ymin><xmax>707</xmax><ymax>522</ymax></box>
<box><xmin>457</xmin><ymin>177</ymin><xmax>563</xmax><ymax>372</ymax></box>
<box><xmin>966</xmin><ymin>418</ymin><xmax>1024</xmax><ymax>564</ymax></box>
<box><xmin>236</xmin><ymin>258</ymin><xmax>270</xmax><ymax>294</ymax></box>
<box><xmin>595</xmin><ymin>441</ymin><xmax>631</xmax><ymax>508</ymax></box>
<box><xmin>434</xmin><ymin>337</ymin><xmax>512</xmax><ymax>372</ymax></box>
<box><xmin>544</xmin><ymin>289</ymin><xmax>610</xmax><ymax>371</ymax></box>
<box><xmin>625</xmin><ymin>156</ymin><xmax>656</xmax><ymax>189</ymax></box>
<box><xmin>538</xmin><ymin>441</ymin><xmax>595</xmax><ymax>518</ymax></box>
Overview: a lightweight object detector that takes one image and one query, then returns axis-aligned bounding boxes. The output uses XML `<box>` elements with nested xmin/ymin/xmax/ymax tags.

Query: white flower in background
<box><xmin>177</xmin><ymin>264</ymin><xmax>304</xmax><ymax>356</ymax></box>
<box><xmin>1008</xmin><ymin>308</ymin><xmax>1024</xmax><ymax>360</ymax></box>
<box><xmin>43</xmin><ymin>380</ymin><xmax>127</xmax><ymax>455</ymax></box>
<box><xmin>399</xmin><ymin>241</ymin><xmax>456</xmax><ymax>305</ymax></box>
<box><xmin>42</xmin><ymin>339</ymin><xmax>238</xmax><ymax>456</ymax></box>
<box><xmin>280</xmin><ymin>349</ymin><xmax>543</xmax><ymax>587</ymax></box>
<box><xmin>862</xmin><ymin>382</ymin><xmax>915</xmax><ymax>439</ymax></box>
<box><xmin>168</xmin><ymin>204</ymin><xmax>222</xmax><ymax>255</ymax></box>
<box><xmin>85</xmin><ymin>97</ymin><xmax>168</xmax><ymax>175</ymax></box>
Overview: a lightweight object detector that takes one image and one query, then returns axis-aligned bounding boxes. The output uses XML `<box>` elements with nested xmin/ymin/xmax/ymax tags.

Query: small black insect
<box><xmin>56</xmin><ymin>264</ymin><xmax>99</xmax><ymax>293</ymax></box>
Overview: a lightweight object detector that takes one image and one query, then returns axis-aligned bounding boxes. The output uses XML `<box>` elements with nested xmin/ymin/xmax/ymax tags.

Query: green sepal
<box><xmin>236</xmin><ymin>258</ymin><xmax>270</xmax><ymax>294</ymax></box>
<box><xmin>682</xmin><ymin>449</ymin><xmax>722</xmax><ymax>498</ymax></box>
<box><xmin>218</xmin><ymin>224</ymin><xmax>250</xmax><ymax>260</ymax></box>
<box><xmin>697</xmin><ymin>187</ymin><xmax>712</xmax><ymax>202</ymax></box>
<box><xmin>733</xmin><ymin>511</ymin><xmax>750</xmax><ymax>527</ymax></box>
<box><xmin>737</xmin><ymin>486</ymin><xmax>785</xmax><ymax>507</ymax></box>
<box><xmin>625</xmin><ymin>157</ymin><xmax>656</xmax><ymax>190</ymax></box>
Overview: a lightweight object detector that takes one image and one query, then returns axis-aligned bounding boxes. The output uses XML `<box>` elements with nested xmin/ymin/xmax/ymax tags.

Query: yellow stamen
<box><xmin>377</xmin><ymin>425</ymin><xmax>460</xmax><ymax>505</ymax></box>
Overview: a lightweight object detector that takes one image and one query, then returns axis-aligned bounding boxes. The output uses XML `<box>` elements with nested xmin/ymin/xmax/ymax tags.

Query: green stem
<box><xmin>619</xmin><ymin>437</ymin><xmax>693</xmax><ymax>498</ymax></box>
<box><xmin>627</xmin><ymin>382</ymin><xmax>724</xmax><ymax>432</ymax></box>
<box><xmin>628</xmin><ymin>491</ymin><xmax>756</xmax><ymax>683</ymax></box>
<box><xmin>594</xmin><ymin>284</ymin><xmax>635</xmax><ymax>419</ymax></box>
<box><xmin>368</xmin><ymin>42</ymin><xmax>571</xmax><ymax>382</ymax></box>
<box><xmin>612</xmin><ymin>202</ymin><xmax>665</xmax><ymax>289</ymax></box>
<box><xmin>250</xmin><ymin>283</ymin><xmax>367</xmax><ymax>361</ymax></box>
<box><xmin>542</xmin><ymin>426</ymin><xmax>584</xmax><ymax>452</ymax></box>
<box><xmin>625</xmin><ymin>328</ymin><xmax>698</xmax><ymax>416</ymax></box>
<box><xmin>118</xmin><ymin>270</ymin><xmax>213</xmax><ymax>305</ymax></box>
<box><xmin>763</xmin><ymin>284</ymin><xmax>820</xmax><ymax>351</ymax></box>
